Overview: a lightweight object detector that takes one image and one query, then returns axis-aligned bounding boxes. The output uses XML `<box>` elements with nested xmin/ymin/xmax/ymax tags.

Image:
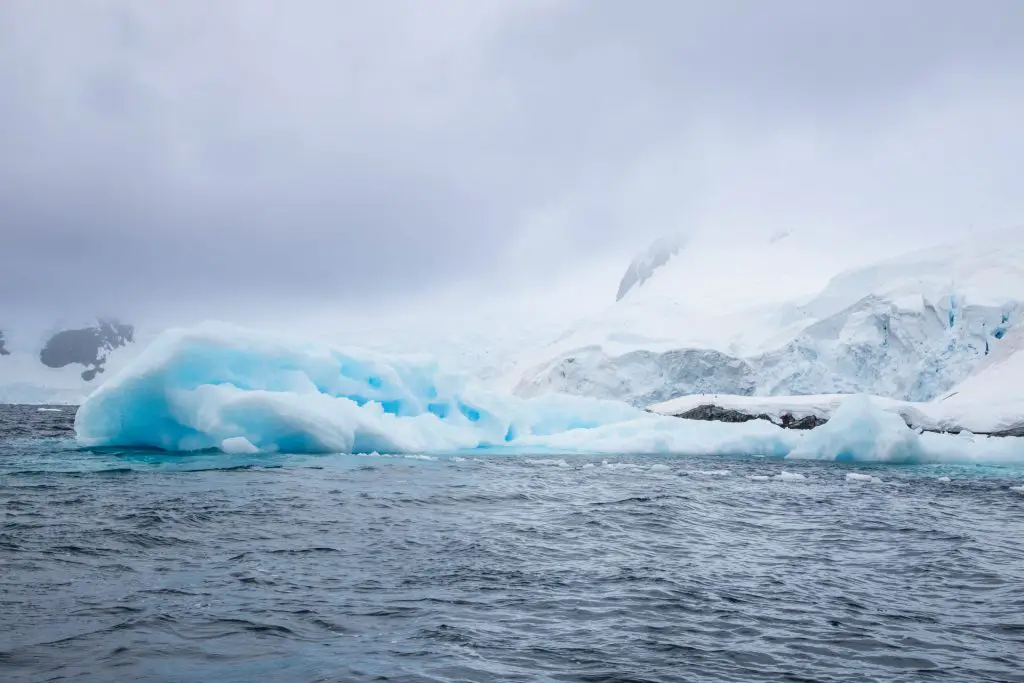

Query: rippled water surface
<box><xmin>3</xmin><ymin>405</ymin><xmax>1024</xmax><ymax>682</ymax></box>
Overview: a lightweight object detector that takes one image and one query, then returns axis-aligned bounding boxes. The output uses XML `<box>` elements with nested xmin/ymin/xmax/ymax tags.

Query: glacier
<box><xmin>74</xmin><ymin>323</ymin><xmax>1024</xmax><ymax>465</ymax></box>
<box><xmin>650</xmin><ymin>325</ymin><xmax>1024</xmax><ymax>438</ymax></box>
<box><xmin>512</xmin><ymin>229</ymin><xmax>1024</xmax><ymax>406</ymax></box>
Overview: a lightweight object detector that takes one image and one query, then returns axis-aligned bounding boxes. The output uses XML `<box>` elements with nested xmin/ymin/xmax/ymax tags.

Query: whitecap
<box><xmin>846</xmin><ymin>472</ymin><xmax>882</xmax><ymax>483</ymax></box>
<box><xmin>526</xmin><ymin>458</ymin><xmax>570</xmax><ymax>468</ymax></box>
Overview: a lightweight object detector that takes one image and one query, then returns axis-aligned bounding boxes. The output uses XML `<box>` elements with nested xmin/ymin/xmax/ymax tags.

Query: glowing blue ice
<box><xmin>74</xmin><ymin>323</ymin><xmax>1024</xmax><ymax>465</ymax></box>
<box><xmin>75</xmin><ymin>323</ymin><xmax>789</xmax><ymax>456</ymax></box>
<box><xmin>788</xmin><ymin>394</ymin><xmax>924</xmax><ymax>463</ymax></box>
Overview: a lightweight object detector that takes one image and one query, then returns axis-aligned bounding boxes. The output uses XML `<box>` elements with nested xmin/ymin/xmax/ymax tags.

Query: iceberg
<box><xmin>74</xmin><ymin>323</ymin><xmax>794</xmax><ymax>456</ymax></box>
<box><xmin>787</xmin><ymin>395</ymin><xmax>924</xmax><ymax>463</ymax></box>
<box><xmin>74</xmin><ymin>323</ymin><xmax>1024</xmax><ymax>465</ymax></box>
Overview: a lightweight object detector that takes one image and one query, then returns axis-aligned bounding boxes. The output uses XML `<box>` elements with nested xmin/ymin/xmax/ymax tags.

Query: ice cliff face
<box><xmin>515</xmin><ymin>232</ymin><xmax>1023</xmax><ymax>406</ymax></box>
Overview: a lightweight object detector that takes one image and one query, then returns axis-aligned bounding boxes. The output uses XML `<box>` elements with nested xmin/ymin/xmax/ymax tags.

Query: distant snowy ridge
<box><xmin>515</xmin><ymin>231</ymin><xmax>1023</xmax><ymax>406</ymax></box>
<box><xmin>0</xmin><ymin>319</ymin><xmax>140</xmax><ymax>404</ymax></box>
<box><xmin>39</xmin><ymin>319</ymin><xmax>134</xmax><ymax>381</ymax></box>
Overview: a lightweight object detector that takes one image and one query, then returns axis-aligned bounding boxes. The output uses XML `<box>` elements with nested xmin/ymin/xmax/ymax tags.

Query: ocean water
<box><xmin>2</xmin><ymin>405</ymin><xmax>1024</xmax><ymax>682</ymax></box>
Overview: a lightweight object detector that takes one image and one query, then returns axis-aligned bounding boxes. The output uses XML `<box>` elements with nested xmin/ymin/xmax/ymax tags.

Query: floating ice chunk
<box><xmin>648</xmin><ymin>464</ymin><xmax>672</xmax><ymax>472</ymax></box>
<box><xmin>788</xmin><ymin>395</ymin><xmax>924</xmax><ymax>464</ymax></box>
<box><xmin>221</xmin><ymin>436</ymin><xmax>259</xmax><ymax>454</ymax></box>
<box><xmin>603</xmin><ymin>461</ymin><xmax>644</xmax><ymax>471</ymax></box>
<box><xmin>1011</xmin><ymin>485</ymin><xmax>1024</xmax><ymax>494</ymax></box>
<box><xmin>696</xmin><ymin>469</ymin><xmax>731</xmax><ymax>477</ymax></box>
<box><xmin>37</xmin><ymin>407</ymin><xmax>62</xmax><ymax>412</ymax></box>
<box><xmin>845</xmin><ymin>472</ymin><xmax>882</xmax><ymax>483</ymax></box>
<box><xmin>748</xmin><ymin>475</ymin><xmax>771</xmax><ymax>481</ymax></box>
<box><xmin>774</xmin><ymin>471</ymin><xmax>806</xmax><ymax>481</ymax></box>
<box><xmin>527</xmin><ymin>458</ymin><xmax>571</xmax><ymax>467</ymax></box>
<box><xmin>937</xmin><ymin>476</ymin><xmax>952</xmax><ymax>483</ymax></box>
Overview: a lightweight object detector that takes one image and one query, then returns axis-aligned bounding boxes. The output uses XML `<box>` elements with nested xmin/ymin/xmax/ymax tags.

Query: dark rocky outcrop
<box><xmin>616</xmin><ymin>234</ymin><xmax>686</xmax><ymax>301</ymax></box>
<box><xmin>662</xmin><ymin>402</ymin><xmax>1022</xmax><ymax>438</ymax></box>
<box><xmin>668</xmin><ymin>404</ymin><xmax>828</xmax><ymax>430</ymax></box>
<box><xmin>39</xmin><ymin>320</ymin><xmax>134</xmax><ymax>381</ymax></box>
<box><xmin>942</xmin><ymin>423</ymin><xmax>1024</xmax><ymax>438</ymax></box>
<box><xmin>0</xmin><ymin>330</ymin><xmax>8</xmax><ymax>356</ymax></box>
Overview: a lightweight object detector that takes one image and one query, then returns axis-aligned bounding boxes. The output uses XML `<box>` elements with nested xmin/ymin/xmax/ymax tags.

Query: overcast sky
<box><xmin>1</xmin><ymin>0</ymin><xmax>1022</xmax><ymax>328</ymax></box>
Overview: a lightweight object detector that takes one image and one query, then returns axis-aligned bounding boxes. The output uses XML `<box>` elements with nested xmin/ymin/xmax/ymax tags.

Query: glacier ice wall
<box><xmin>516</xmin><ymin>231</ymin><xmax>1024</xmax><ymax>406</ymax></box>
<box><xmin>518</xmin><ymin>289</ymin><xmax>1020</xmax><ymax>406</ymax></box>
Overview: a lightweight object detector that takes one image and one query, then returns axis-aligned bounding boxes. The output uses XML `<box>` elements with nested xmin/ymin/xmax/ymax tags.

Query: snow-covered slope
<box><xmin>929</xmin><ymin>324</ymin><xmax>1024</xmax><ymax>434</ymax></box>
<box><xmin>650</xmin><ymin>327</ymin><xmax>1024</xmax><ymax>438</ymax></box>
<box><xmin>514</xmin><ymin>229</ymin><xmax>1023</xmax><ymax>406</ymax></box>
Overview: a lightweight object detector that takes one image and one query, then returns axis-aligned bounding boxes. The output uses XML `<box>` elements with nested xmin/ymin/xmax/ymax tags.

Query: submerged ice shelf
<box><xmin>74</xmin><ymin>323</ymin><xmax>1024</xmax><ymax>465</ymax></box>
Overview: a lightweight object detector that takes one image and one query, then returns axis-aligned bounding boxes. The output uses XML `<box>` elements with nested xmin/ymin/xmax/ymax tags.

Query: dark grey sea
<box><xmin>2</xmin><ymin>405</ymin><xmax>1023</xmax><ymax>682</ymax></box>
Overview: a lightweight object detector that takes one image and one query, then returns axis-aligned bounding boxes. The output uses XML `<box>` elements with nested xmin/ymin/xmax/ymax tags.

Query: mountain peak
<box><xmin>615</xmin><ymin>234</ymin><xmax>687</xmax><ymax>301</ymax></box>
<box><xmin>39</xmin><ymin>319</ymin><xmax>135</xmax><ymax>382</ymax></box>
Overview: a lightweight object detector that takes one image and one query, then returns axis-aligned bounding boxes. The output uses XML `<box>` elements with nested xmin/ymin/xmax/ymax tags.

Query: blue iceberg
<box><xmin>74</xmin><ymin>323</ymin><xmax>1024</xmax><ymax>464</ymax></box>
<box><xmin>787</xmin><ymin>394</ymin><xmax>925</xmax><ymax>463</ymax></box>
<box><xmin>74</xmin><ymin>323</ymin><xmax>793</xmax><ymax>456</ymax></box>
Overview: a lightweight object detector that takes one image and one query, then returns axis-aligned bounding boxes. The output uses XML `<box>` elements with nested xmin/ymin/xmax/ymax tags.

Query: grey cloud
<box><xmin>1</xmin><ymin>0</ymin><xmax>1022</xmax><ymax>324</ymax></box>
